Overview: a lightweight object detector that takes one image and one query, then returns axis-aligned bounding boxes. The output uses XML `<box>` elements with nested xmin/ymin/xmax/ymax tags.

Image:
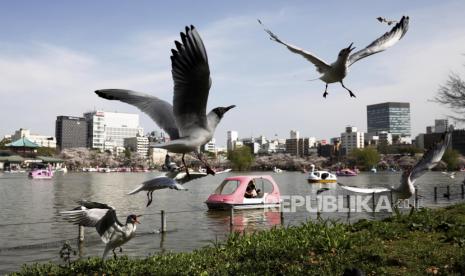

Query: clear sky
<box><xmin>0</xmin><ymin>0</ymin><xmax>464</xmax><ymax>146</ymax></box>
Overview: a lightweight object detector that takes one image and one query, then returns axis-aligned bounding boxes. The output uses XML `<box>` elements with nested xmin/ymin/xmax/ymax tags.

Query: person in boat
<box><xmin>244</xmin><ymin>180</ymin><xmax>259</xmax><ymax>198</ymax></box>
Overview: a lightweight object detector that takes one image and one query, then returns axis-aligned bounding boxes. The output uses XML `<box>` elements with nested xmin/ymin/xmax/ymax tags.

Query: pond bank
<box><xmin>13</xmin><ymin>203</ymin><xmax>465</xmax><ymax>275</ymax></box>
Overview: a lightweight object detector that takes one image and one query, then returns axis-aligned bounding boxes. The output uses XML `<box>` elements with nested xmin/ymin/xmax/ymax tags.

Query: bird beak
<box><xmin>135</xmin><ymin>215</ymin><xmax>142</xmax><ymax>224</ymax></box>
<box><xmin>347</xmin><ymin>42</ymin><xmax>355</xmax><ymax>52</ymax></box>
<box><xmin>225</xmin><ymin>105</ymin><xmax>236</xmax><ymax>111</ymax></box>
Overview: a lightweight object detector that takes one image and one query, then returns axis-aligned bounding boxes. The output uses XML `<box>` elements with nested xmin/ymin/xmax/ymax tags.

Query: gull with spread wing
<box><xmin>338</xmin><ymin>127</ymin><xmax>452</xmax><ymax>200</ymax></box>
<box><xmin>95</xmin><ymin>25</ymin><xmax>235</xmax><ymax>177</ymax></box>
<box><xmin>258</xmin><ymin>16</ymin><xmax>409</xmax><ymax>98</ymax></box>
<box><xmin>60</xmin><ymin>200</ymin><xmax>141</xmax><ymax>258</ymax></box>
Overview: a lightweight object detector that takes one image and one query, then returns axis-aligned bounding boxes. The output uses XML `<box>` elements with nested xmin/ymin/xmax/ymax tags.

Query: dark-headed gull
<box><xmin>60</xmin><ymin>200</ymin><xmax>141</xmax><ymax>258</ymax></box>
<box><xmin>129</xmin><ymin>167</ymin><xmax>232</xmax><ymax>207</ymax></box>
<box><xmin>95</xmin><ymin>25</ymin><xmax>235</xmax><ymax>176</ymax></box>
<box><xmin>258</xmin><ymin>16</ymin><xmax>409</xmax><ymax>98</ymax></box>
<box><xmin>339</xmin><ymin>127</ymin><xmax>452</xmax><ymax>200</ymax></box>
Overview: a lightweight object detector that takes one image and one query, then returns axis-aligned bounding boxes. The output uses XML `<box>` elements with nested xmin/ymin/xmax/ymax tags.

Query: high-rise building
<box><xmin>367</xmin><ymin>102</ymin><xmax>411</xmax><ymax>136</ymax></box>
<box><xmin>341</xmin><ymin>126</ymin><xmax>364</xmax><ymax>155</ymax></box>
<box><xmin>55</xmin><ymin>116</ymin><xmax>88</xmax><ymax>150</ymax></box>
<box><xmin>227</xmin><ymin>130</ymin><xmax>238</xmax><ymax>152</ymax></box>
<box><xmin>285</xmin><ymin>138</ymin><xmax>310</xmax><ymax>157</ymax></box>
<box><xmin>84</xmin><ymin>111</ymin><xmax>144</xmax><ymax>151</ymax></box>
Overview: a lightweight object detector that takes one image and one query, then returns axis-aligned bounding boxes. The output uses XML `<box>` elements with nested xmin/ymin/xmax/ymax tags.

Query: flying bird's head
<box><xmin>127</xmin><ymin>214</ymin><xmax>141</xmax><ymax>225</ymax></box>
<box><xmin>338</xmin><ymin>42</ymin><xmax>356</xmax><ymax>58</ymax></box>
<box><xmin>212</xmin><ymin>105</ymin><xmax>236</xmax><ymax>119</ymax></box>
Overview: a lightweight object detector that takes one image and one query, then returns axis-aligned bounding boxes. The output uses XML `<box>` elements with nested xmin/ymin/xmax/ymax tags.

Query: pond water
<box><xmin>0</xmin><ymin>170</ymin><xmax>463</xmax><ymax>273</ymax></box>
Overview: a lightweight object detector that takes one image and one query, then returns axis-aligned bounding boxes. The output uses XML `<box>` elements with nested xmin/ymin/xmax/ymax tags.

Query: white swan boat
<box><xmin>307</xmin><ymin>165</ymin><xmax>337</xmax><ymax>183</ymax></box>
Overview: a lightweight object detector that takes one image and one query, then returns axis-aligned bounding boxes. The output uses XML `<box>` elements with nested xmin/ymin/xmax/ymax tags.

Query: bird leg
<box><xmin>182</xmin><ymin>154</ymin><xmax>190</xmax><ymax>178</ymax></box>
<box><xmin>112</xmin><ymin>248</ymin><xmax>117</xmax><ymax>259</ymax></box>
<box><xmin>119</xmin><ymin>247</ymin><xmax>123</xmax><ymax>253</ymax></box>
<box><xmin>146</xmin><ymin>191</ymin><xmax>154</xmax><ymax>207</ymax></box>
<box><xmin>196</xmin><ymin>152</ymin><xmax>215</xmax><ymax>175</ymax></box>
<box><xmin>340</xmin><ymin>81</ymin><xmax>356</xmax><ymax>98</ymax></box>
<box><xmin>323</xmin><ymin>83</ymin><xmax>329</xmax><ymax>98</ymax></box>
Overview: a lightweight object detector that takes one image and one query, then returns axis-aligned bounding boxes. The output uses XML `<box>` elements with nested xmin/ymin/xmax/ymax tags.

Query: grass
<box><xmin>13</xmin><ymin>204</ymin><xmax>465</xmax><ymax>275</ymax></box>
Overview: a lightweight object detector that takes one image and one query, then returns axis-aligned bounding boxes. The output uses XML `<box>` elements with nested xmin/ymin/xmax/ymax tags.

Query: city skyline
<box><xmin>0</xmin><ymin>1</ymin><xmax>464</xmax><ymax>146</ymax></box>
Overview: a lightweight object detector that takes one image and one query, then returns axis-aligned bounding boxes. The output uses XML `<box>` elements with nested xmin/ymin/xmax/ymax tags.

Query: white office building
<box><xmin>341</xmin><ymin>126</ymin><xmax>364</xmax><ymax>155</ymax></box>
<box><xmin>290</xmin><ymin>130</ymin><xmax>300</xmax><ymax>139</ymax></box>
<box><xmin>84</xmin><ymin>111</ymin><xmax>144</xmax><ymax>151</ymax></box>
<box><xmin>11</xmin><ymin>128</ymin><xmax>56</xmax><ymax>148</ymax></box>
<box><xmin>203</xmin><ymin>138</ymin><xmax>217</xmax><ymax>153</ymax></box>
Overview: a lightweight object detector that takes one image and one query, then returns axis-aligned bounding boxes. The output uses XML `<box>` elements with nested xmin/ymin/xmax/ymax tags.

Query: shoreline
<box><xmin>12</xmin><ymin>203</ymin><xmax>465</xmax><ymax>275</ymax></box>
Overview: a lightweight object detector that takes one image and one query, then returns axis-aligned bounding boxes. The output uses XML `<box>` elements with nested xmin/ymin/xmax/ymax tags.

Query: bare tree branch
<box><xmin>434</xmin><ymin>70</ymin><xmax>465</xmax><ymax>122</ymax></box>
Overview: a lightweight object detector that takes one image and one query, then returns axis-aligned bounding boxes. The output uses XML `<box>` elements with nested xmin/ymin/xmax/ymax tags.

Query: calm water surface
<box><xmin>0</xmin><ymin>170</ymin><xmax>463</xmax><ymax>273</ymax></box>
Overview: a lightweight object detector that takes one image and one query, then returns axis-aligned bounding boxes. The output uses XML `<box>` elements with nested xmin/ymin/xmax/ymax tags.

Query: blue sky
<box><xmin>0</xmin><ymin>0</ymin><xmax>464</xmax><ymax>146</ymax></box>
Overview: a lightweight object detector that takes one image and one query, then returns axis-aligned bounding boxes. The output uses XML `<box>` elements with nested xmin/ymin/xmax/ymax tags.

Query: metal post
<box><xmin>372</xmin><ymin>192</ymin><xmax>376</xmax><ymax>212</ymax></box>
<box><xmin>434</xmin><ymin>187</ymin><xmax>437</xmax><ymax>201</ymax></box>
<box><xmin>229</xmin><ymin>207</ymin><xmax>234</xmax><ymax>226</ymax></box>
<box><xmin>280</xmin><ymin>204</ymin><xmax>284</xmax><ymax>226</ymax></box>
<box><xmin>390</xmin><ymin>191</ymin><xmax>393</xmax><ymax>207</ymax></box>
<box><xmin>78</xmin><ymin>225</ymin><xmax>84</xmax><ymax>243</ymax></box>
<box><xmin>346</xmin><ymin>195</ymin><xmax>350</xmax><ymax>213</ymax></box>
<box><xmin>161</xmin><ymin>210</ymin><xmax>166</xmax><ymax>233</ymax></box>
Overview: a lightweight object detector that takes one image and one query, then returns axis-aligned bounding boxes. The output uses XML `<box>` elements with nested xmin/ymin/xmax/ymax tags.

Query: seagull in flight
<box><xmin>60</xmin><ymin>200</ymin><xmax>141</xmax><ymax>258</ymax></box>
<box><xmin>95</xmin><ymin>25</ymin><xmax>235</xmax><ymax>177</ymax></box>
<box><xmin>129</xmin><ymin>159</ymin><xmax>231</xmax><ymax>207</ymax></box>
<box><xmin>258</xmin><ymin>16</ymin><xmax>410</xmax><ymax>98</ymax></box>
<box><xmin>338</xmin><ymin>127</ymin><xmax>452</xmax><ymax>200</ymax></box>
<box><xmin>128</xmin><ymin>176</ymin><xmax>187</xmax><ymax>207</ymax></box>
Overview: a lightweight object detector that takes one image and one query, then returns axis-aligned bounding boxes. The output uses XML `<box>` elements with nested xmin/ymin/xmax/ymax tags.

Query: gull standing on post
<box><xmin>258</xmin><ymin>16</ymin><xmax>410</xmax><ymax>98</ymax></box>
<box><xmin>338</xmin><ymin>127</ymin><xmax>452</xmax><ymax>200</ymax></box>
<box><xmin>60</xmin><ymin>200</ymin><xmax>141</xmax><ymax>258</ymax></box>
<box><xmin>95</xmin><ymin>25</ymin><xmax>235</xmax><ymax>176</ymax></box>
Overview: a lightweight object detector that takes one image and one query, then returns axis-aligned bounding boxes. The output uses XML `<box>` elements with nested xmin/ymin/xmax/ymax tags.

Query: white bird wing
<box><xmin>338</xmin><ymin>182</ymin><xmax>389</xmax><ymax>194</ymax></box>
<box><xmin>258</xmin><ymin>19</ymin><xmax>330</xmax><ymax>74</ymax></box>
<box><xmin>60</xmin><ymin>201</ymin><xmax>123</xmax><ymax>244</ymax></box>
<box><xmin>95</xmin><ymin>89</ymin><xmax>179</xmax><ymax>139</ymax></box>
<box><xmin>409</xmin><ymin>128</ymin><xmax>452</xmax><ymax>183</ymax></box>
<box><xmin>171</xmin><ymin>25</ymin><xmax>211</xmax><ymax>137</ymax></box>
<box><xmin>348</xmin><ymin>16</ymin><xmax>410</xmax><ymax>66</ymax></box>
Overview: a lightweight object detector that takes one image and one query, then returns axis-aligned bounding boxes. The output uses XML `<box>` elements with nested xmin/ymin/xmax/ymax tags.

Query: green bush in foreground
<box><xmin>14</xmin><ymin>204</ymin><xmax>465</xmax><ymax>275</ymax></box>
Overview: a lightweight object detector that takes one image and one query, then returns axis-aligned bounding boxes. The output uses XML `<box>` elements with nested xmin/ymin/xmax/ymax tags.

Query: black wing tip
<box><xmin>94</xmin><ymin>89</ymin><xmax>116</xmax><ymax>100</ymax></box>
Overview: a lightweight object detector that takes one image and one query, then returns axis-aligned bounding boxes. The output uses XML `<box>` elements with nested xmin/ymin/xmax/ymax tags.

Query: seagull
<box><xmin>128</xmin><ymin>176</ymin><xmax>187</xmax><ymax>207</ymax></box>
<box><xmin>60</xmin><ymin>200</ymin><xmax>141</xmax><ymax>259</ymax></box>
<box><xmin>441</xmin><ymin>171</ymin><xmax>456</xmax><ymax>179</ymax></box>
<box><xmin>95</xmin><ymin>25</ymin><xmax>235</xmax><ymax>177</ymax></box>
<box><xmin>258</xmin><ymin>16</ymin><xmax>410</xmax><ymax>98</ymax></box>
<box><xmin>129</xmin><ymin>168</ymin><xmax>232</xmax><ymax>207</ymax></box>
<box><xmin>338</xmin><ymin>127</ymin><xmax>452</xmax><ymax>200</ymax></box>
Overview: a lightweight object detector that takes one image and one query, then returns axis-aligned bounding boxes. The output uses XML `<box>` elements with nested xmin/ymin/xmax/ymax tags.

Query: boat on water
<box><xmin>28</xmin><ymin>169</ymin><xmax>53</xmax><ymax>179</ymax></box>
<box><xmin>205</xmin><ymin>175</ymin><xmax>281</xmax><ymax>210</ymax></box>
<box><xmin>336</xmin><ymin>168</ymin><xmax>358</xmax><ymax>177</ymax></box>
<box><xmin>307</xmin><ymin>165</ymin><xmax>337</xmax><ymax>183</ymax></box>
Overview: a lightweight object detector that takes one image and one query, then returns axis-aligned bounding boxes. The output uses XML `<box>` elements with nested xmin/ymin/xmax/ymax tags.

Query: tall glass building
<box><xmin>367</xmin><ymin>102</ymin><xmax>411</xmax><ymax>136</ymax></box>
